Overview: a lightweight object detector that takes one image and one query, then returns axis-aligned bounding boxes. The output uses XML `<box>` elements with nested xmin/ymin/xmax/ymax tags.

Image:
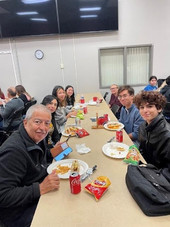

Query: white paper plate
<box><xmin>62</xmin><ymin>126</ymin><xmax>82</xmax><ymax>137</ymax></box>
<box><xmin>47</xmin><ymin>159</ymin><xmax>89</xmax><ymax>179</ymax></box>
<box><xmin>102</xmin><ymin>142</ymin><xmax>129</xmax><ymax>159</ymax></box>
<box><xmin>104</xmin><ymin>121</ymin><xmax>124</xmax><ymax>131</ymax></box>
<box><xmin>88</xmin><ymin>100</ymin><xmax>97</xmax><ymax>106</ymax></box>
<box><xmin>73</xmin><ymin>104</ymin><xmax>86</xmax><ymax>110</ymax></box>
<box><xmin>70</xmin><ymin>115</ymin><xmax>76</xmax><ymax>118</ymax></box>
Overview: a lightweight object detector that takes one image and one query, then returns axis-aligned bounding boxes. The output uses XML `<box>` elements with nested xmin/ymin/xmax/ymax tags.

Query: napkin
<box><xmin>76</xmin><ymin>144</ymin><xmax>91</xmax><ymax>154</ymax></box>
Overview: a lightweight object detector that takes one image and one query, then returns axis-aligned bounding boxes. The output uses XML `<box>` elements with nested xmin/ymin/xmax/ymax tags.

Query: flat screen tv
<box><xmin>0</xmin><ymin>0</ymin><xmax>118</xmax><ymax>38</ymax></box>
<box><xmin>57</xmin><ymin>0</ymin><xmax>118</xmax><ymax>34</ymax></box>
<box><xmin>0</xmin><ymin>0</ymin><xmax>59</xmax><ymax>38</ymax></box>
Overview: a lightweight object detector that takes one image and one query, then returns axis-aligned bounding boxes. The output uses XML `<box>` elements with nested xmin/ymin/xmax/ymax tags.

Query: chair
<box><xmin>23</xmin><ymin>100</ymin><xmax>37</xmax><ymax>115</ymax></box>
<box><xmin>163</xmin><ymin>102</ymin><xmax>170</xmax><ymax>123</ymax></box>
<box><xmin>157</xmin><ymin>79</ymin><xmax>165</xmax><ymax>88</ymax></box>
<box><xmin>103</xmin><ymin>92</ymin><xmax>109</xmax><ymax>100</ymax></box>
<box><xmin>0</xmin><ymin>106</ymin><xmax>24</xmax><ymax>146</ymax></box>
<box><xmin>111</xmin><ymin>104</ymin><xmax>120</xmax><ymax>115</ymax></box>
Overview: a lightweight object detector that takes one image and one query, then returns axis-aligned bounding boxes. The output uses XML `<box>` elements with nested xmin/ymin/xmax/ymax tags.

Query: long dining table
<box><xmin>31</xmin><ymin>92</ymin><xmax>170</xmax><ymax>227</ymax></box>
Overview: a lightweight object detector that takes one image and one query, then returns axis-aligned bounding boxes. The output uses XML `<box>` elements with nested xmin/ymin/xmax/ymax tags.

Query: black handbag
<box><xmin>126</xmin><ymin>164</ymin><xmax>170</xmax><ymax>216</ymax></box>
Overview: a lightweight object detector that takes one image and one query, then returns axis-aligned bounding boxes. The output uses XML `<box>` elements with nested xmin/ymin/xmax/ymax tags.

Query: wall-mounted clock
<box><xmin>35</xmin><ymin>49</ymin><xmax>44</xmax><ymax>60</ymax></box>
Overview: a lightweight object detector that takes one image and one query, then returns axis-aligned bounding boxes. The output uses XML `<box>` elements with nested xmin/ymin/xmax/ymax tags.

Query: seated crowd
<box><xmin>0</xmin><ymin>78</ymin><xmax>169</xmax><ymax>226</ymax></box>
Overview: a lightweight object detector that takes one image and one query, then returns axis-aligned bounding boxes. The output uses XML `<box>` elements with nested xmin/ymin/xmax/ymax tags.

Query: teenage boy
<box><xmin>144</xmin><ymin>76</ymin><xmax>157</xmax><ymax>91</ymax></box>
<box><xmin>118</xmin><ymin>85</ymin><xmax>144</xmax><ymax>144</ymax></box>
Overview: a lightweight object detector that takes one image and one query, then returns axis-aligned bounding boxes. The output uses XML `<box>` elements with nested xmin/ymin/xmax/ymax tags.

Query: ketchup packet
<box><xmin>123</xmin><ymin>144</ymin><xmax>140</xmax><ymax>165</ymax></box>
<box><xmin>85</xmin><ymin>176</ymin><xmax>111</xmax><ymax>201</ymax></box>
<box><xmin>76</xmin><ymin>129</ymin><xmax>89</xmax><ymax>138</ymax></box>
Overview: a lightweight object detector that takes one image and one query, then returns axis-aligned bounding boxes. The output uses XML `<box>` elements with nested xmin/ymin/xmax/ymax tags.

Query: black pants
<box><xmin>1</xmin><ymin>203</ymin><xmax>38</xmax><ymax>227</ymax></box>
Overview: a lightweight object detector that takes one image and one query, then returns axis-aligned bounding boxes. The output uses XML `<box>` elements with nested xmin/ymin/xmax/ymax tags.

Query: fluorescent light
<box><xmin>79</xmin><ymin>7</ymin><xmax>101</xmax><ymax>11</ymax></box>
<box><xmin>21</xmin><ymin>0</ymin><xmax>50</xmax><ymax>4</ymax></box>
<box><xmin>16</xmin><ymin>11</ymin><xmax>38</xmax><ymax>15</ymax></box>
<box><xmin>30</xmin><ymin>18</ymin><xmax>47</xmax><ymax>21</ymax></box>
<box><xmin>80</xmin><ymin>15</ymin><xmax>98</xmax><ymax>18</ymax></box>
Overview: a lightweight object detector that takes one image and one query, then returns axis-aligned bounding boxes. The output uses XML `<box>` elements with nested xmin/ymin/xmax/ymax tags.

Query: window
<box><xmin>99</xmin><ymin>45</ymin><xmax>152</xmax><ymax>88</ymax></box>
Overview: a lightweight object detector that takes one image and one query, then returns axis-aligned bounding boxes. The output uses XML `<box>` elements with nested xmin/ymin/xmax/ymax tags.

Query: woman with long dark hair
<box><xmin>41</xmin><ymin>95</ymin><xmax>61</xmax><ymax>147</ymax></box>
<box><xmin>15</xmin><ymin>85</ymin><xmax>32</xmax><ymax>105</ymax></box>
<box><xmin>52</xmin><ymin>86</ymin><xmax>76</xmax><ymax>133</ymax></box>
<box><xmin>65</xmin><ymin>85</ymin><xmax>75</xmax><ymax>107</ymax></box>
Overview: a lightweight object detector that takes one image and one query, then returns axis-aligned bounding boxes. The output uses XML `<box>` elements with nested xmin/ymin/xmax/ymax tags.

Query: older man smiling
<box><xmin>0</xmin><ymin>104</ymin><xmax>60</xmax><ymax>227</ymax></box>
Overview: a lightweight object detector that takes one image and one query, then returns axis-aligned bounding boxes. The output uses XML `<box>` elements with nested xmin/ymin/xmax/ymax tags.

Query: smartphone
<box><xmin>54</xmin><ymin>142</ymin><xmax>72</xmax><ymax>161</ymax></box>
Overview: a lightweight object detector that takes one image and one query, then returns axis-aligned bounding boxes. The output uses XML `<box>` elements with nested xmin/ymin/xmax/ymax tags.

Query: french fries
<box><xmin>54</xmin><ymin>165</ymin><xmax>71</xmax><ymax>175</ymax></box>
<box><xmin>107</xmin><ymin>123</ymin><xmax>121</xmax><ymax>130</ymax></box>
<box><xmin>65</xmin><ymin>126</ymin><xmax>78</xmax><ymax>136</ymax></box>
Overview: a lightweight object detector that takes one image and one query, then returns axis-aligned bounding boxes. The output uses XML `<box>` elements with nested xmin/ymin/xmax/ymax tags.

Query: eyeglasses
<box><xmin>118</xmin><ymin>94</ymin><xmax>129</xmax><ymax>99</ymax></box>
<box><xmin>110</xmin><ymin>87</ymin><xmax>117</xmax><ymax>90</ymax></box>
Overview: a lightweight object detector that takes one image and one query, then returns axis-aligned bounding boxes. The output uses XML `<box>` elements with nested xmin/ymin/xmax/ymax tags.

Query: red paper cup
<box><xmin>93</xmin><ymin>97</ymin><xmax>98</xmax><ymax>102</ymax></box>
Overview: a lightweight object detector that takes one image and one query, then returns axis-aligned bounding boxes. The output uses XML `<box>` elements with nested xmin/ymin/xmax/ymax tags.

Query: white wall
<box><xmin>1</xmin><ymin>0</ymin><xmax>170</xmax><ymax>102</ymax></box>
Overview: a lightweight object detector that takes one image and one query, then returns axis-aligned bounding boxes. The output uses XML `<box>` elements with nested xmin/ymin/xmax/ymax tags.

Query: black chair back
<box><xmin>0</xmin><ymin>106</ymin><xmax>24</xmax><ymax>146</ymax></box>
<box><xmin>157</xmin><ymin>79</ymin><xmax>165</xmax><ymax>88</ymax></box>
<box><xmin>111</xmin><ymin>104</ymin><xmax>120</xmax><ymax>115</ymax></box>
<box><xmin>23</xmin><ymin>100</ymin><xmax>37</xmax><ymax>115</ymax></box>
<box><xmin>103</xmin><ymin>92</ymin><xmax>109</xmax><ymax>100</ymax></box>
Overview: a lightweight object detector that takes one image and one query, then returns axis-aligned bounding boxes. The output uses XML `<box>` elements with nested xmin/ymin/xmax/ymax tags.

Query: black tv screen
<box><xmin>0</xmin><ymin>0</ymin><xmax>118</xmax><ymax>38</ymax></box>
<box><xmin>57</xmin><ymin>0</ymin><xmax>118</xmax><ymax>34</ymax></box>
<box><xmin>0</xmin><ymin>0</ymin><xmax>59</xmax><ymax>38</ymax></box>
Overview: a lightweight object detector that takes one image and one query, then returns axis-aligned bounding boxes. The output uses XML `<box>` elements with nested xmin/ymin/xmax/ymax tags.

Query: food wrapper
<box><xmin>85</xmin><ymin>176</ymin><xmax>111</xmax><ymax>201</ymax></box>
<box><xmin>76</xmin><ymin>110</ymin><xmax>84</xmax><ymax>120</ymax></box>
<box><xmin>123</xmin><ymin>144</ymin><xmax>140</xmax><ymax>165</ymax></box>
<box><xmin>76</xmin><ymin>129</ymin><xmax>89</xmax><ymax>138</ymax></box>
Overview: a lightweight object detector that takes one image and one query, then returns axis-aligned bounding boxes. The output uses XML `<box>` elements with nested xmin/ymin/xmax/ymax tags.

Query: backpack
<box><xmin>126</xmin><ymin>164</ymin><xmax>170</xmax><ymax>216</ymax></box>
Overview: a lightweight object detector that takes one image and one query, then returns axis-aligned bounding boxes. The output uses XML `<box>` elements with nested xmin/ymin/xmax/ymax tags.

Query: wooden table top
<box><xmin>31</xmin><ymin>92</ymin><xmax>170</xmax><ymax>227</ymax></box>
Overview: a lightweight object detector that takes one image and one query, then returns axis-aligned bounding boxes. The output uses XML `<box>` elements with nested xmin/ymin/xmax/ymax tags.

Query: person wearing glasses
<box><xmin>0</xmin><ymin>104</ymin><xmax>60</xmax><ymax>227</ymax></box>
<box><xmin>109</xmin><ymin>84</ymin><xmax>121</xmax><ymax>108</ymax></box>
<box><xmin>108</xmin><ymin>84</ymin><xmax>122</xmax><ymax>118</ymax></box>
<box><xmin>118</xmin><ymin>85</ymin><xmax>144</xmax><ymax>145</ymax></box>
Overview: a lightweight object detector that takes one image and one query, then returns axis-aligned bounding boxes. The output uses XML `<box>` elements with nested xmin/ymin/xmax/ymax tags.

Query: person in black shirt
<box><xmin>134</xmin><ymin>91</ymin><xmax>170</xmax><ymax>169</ymax></box>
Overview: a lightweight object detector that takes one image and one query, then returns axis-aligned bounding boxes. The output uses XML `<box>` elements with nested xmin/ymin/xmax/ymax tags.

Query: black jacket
<box><xmin>160</xmin><ymin>85</ymin><xmax>170</xmax><ymax>102</ymax></box>
<box><xmin>138</xmin><ymin>113</ymin><xmax>170</xmax><ymax>169</ymax></box>
<box><xmin>0</xmin><ymin>123</ymin><xmax>53</xmax><ymax>221</ymax></box>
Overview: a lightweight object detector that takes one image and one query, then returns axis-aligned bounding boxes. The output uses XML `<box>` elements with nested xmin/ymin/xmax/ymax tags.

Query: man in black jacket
<box><xmin>134</xmin><ymin>91</ymin><xmax>170</xmax><ymax>169</ymax></box>
<box><xmin>0</xmin><ymin>104</ymin><xmax>60</xmax><ymax>227</ymax></box>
